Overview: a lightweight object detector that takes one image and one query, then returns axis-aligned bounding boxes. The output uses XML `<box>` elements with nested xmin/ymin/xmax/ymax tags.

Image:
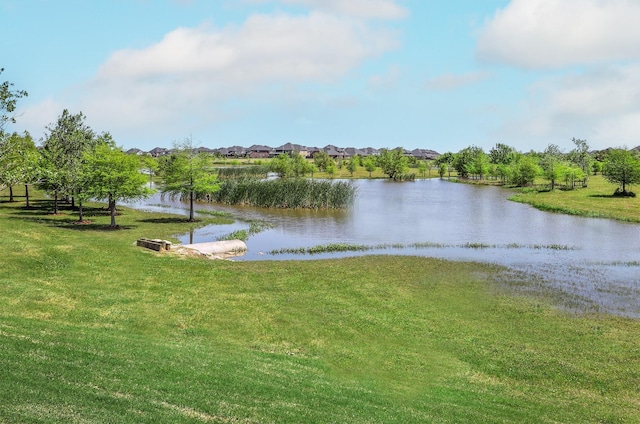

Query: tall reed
<box><xmin>210</xmin><ymin>178</ymin><xmax>356</xmax><ymax>209</ymax></box>
<box><xmin>215</xmin><ymin>165</ymin><xmax>270</xmax><ymax>180</ymax></box>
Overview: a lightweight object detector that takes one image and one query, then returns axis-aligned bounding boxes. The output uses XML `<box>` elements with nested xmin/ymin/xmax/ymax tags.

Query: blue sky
<box><xmin>3</xmin><ymin>0</ymin><xmax>640</xmax><ymax>153</ymax></box>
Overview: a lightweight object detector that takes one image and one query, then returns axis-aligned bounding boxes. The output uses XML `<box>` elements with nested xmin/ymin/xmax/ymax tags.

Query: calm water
<box><xmin>125</xmin><ymin>179</ymin><xmax>640</xmax><ymax>316</ymax></box>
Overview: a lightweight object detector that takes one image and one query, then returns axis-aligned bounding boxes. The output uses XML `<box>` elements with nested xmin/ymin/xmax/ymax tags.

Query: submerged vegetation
<box><xmin>270</xmin><ymin>241</ymin><xmax>576</xmax><ymax>255</ymax></box>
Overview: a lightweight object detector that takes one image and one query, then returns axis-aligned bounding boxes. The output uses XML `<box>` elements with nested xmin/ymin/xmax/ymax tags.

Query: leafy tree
<box><xmin>313</xmin><ymin>151</ymin><xmax>331</xmax><ymax>172</ymax></box>
<box><xmin>454</xmin><ymin>146</ymin><xmax>487</xmax><ymax>179</ymax></box>
<box><xmin>363</xmin><ymin>157</ymin><xmax>376</xmax><ymax>178</ymax></box>
<box><xmin>40</xmin><ymin>110</ymin><xmax>97</xmax><ymax>214</ymax></box>
<box><xmin>270</xmin><ymin>154</ymin><xmax>293</xmax><ymax>177</ymax></box>
<box><xmin>83</xmin><ymin>143</ymin><xmax>153</xmax><ymax>227</ymax></box>
<box><xmin>0</xmin><ymin>68</ymin><xmax>28</xmax><ymax>134</ymax></box>
<box><xmin>377</xmin><ymin>147</ymin><xmax>408</xmax><ymax>180</ymax></box>
<box><xmin>0</xmin><ymin>131</ymin><xmax>39</xmax><ymax>205</ymax></box>
<box><xmin>540</xmin><ymin>144</ymin><xmax>564</xmax><ymax>190</ymax></box>
<box><xmin>325</xmin><ymin>160</ymin><xmax>337</xmax><ymax>178</ymax></box>
<box><xmin>592</xmin><ymin>160</ymin><xmax>603</xmax><ymax>175</ymax></box>
<box><xmin>568</xmin><ymin>138</ymin><xmax>593</xmax><ymax>182</ymax></box>
<box><xmin>489</xmin><ymin>143</ymin><xmax>516</xmax><ymax>165</ymax></box>
<box><xmin>438</xmin><ymin>163</ymin><xmax>447</xmax><ymax>178</ymax></box>
<box><xmin>602</xmin><ymin>149</ymin><xmax>640</xmax><ymax>195</ymax></box>
<box><xmin>160</xmin><ymin>138</ymin><xmax>220</xmax><ymax>222</ymax></box>
<box><xmin>559</xmin><ymin>163</ymin><xmax>585</xmax><ymax>190</ymax></box>
<box><xmin>346</xmin><ymin>155</ymin><xmax>359</xmax><ymax>176</ymax></box>
<box><xmin>466</xmin><ymin>148</ymin><xmax>490</xmax><ymax>180</ymax></box>
<box><xmin>417</xmin><ymin>161</ymin><xmax>427</xmax><ymax>178</ymax></box>
<box><xmin>291</xmin><ymin>153</ymin><xmax>313</xmax><ymax>177</ymax></box>
<box><xmin>509</xmin><ymin>155</ymin><xmax>540</xmax><ymax>187</ymax></box>
<box><xmin>139</xmin><ymin>155</ymin><xmax>159</xmax><ymax>188</ymax></box>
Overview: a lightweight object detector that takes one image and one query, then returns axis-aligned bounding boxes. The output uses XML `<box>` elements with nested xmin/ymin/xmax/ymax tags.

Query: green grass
<box><xmin>1</xmin><ymin>188</ymin><xmax>639</xmax><ymax>423</ymax></box>
<box><xmin>509</xmin><ymin>175</ymin><xmax>640</xmax><ymax>222</ymax></box>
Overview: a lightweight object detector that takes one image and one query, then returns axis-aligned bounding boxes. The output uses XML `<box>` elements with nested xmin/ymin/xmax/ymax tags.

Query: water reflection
<box><xmin>124</xmin><ymin>179</ymin><xmax>640</xmax><ymax>317</ymax></box>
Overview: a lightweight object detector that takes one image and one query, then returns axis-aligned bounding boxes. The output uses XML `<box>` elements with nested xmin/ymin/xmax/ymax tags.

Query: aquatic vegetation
<box><xmin>211</xmin><ymin>178</ymin><xmax>356</xmax><ymax>209</ymax></box>
<box><xmin>269</xmin><ymin>241</ymin><xmax>577</xmax><ymax>255</ymax></box>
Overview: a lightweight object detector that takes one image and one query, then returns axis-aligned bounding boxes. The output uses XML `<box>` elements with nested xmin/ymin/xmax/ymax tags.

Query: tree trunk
<box><xmin>189</xmin><ymin>190</ymin><xmax>195</xmax><ymax>222</ymax></box>
<box><xmin>109</xmin><ymin>195</ymin><xmax>117</xmax><ymax>228</ymax></box>
<box><xmin>24</xmin><ymin>184</ymin><xmax>30</xmax><ymax>208</ymax></box>
<box><xmin>53</xmin><ymin>191</ymin><xmax>59</xmax><ymax>214</ymax></box>
<box><xmin>9</xmin><ymin>185</ymin><xmax>14</xmax><ymax>202</ymax></box>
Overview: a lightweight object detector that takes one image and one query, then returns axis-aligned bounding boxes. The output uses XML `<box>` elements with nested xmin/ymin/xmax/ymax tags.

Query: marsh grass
<box><xmin>270</xmin><ymin>241</ymin><xmax>576</xmax><ymax>255</ymax></box>
<box><xmin>1</xmin><ymin>187</ymin><xmax>639</xmax><ymax>423</ymax></box>
<box><xmin>212</xmin><ymin>178</ymin><xmax>356</xmax><ymax>209</ymax></box>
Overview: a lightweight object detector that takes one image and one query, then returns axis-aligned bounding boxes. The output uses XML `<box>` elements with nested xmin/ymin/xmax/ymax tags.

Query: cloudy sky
<box><xmin>2</xmin><ymin>0</ymin><xmax>640</xmax><ymax>153</ymax></box>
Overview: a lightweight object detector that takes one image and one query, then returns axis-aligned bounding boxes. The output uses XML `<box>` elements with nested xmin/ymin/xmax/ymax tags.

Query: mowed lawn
<box><xmin>1</xmin><ymin>190</ymin><xmax>639</xmax><ymax>423</ymax></box>
<box><xmin>509</xmin><ymin>175</ymin><xmax>640</xmax><ymax>222</ymax></box>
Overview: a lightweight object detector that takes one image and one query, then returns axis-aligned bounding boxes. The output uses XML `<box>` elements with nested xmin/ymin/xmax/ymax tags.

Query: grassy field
<box><xmin>509</xmin><ymin>175</ymin><xmax>640</xmax><ymax>222</ymax></box>
<box><xmin>1</xmin><ymin>188</ymin><xmax>639</xmax><ymax>423</ymax></box>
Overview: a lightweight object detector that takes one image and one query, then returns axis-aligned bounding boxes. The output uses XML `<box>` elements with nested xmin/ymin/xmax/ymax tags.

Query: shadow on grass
<box><xmin>138</xmin><ymin>217</ymin><xmax>199</xmax><ymax>224</ymax></box>
<box><xmin>9</xmin><ymin>215</ymin><xmax>135</xmax><ymax>231</ymax></box>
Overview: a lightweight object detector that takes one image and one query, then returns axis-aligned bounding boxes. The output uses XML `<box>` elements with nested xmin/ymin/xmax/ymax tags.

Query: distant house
<box><xmin>247</xmin><ymin>144</ymin><xmax>273</xmax><ymax>159</ymax></box>
<box><xmin>361</xmin><ymin>147</ymin><xmax>379</xmax><ymax>157</ymax></box>
<box><xmin>148</xmin><ymin>147</ymin><xmax>170</xmax><ymax>157</ymax></box>
<box><xmin>344</xmin><ymin>147</ymin><xmax>367</xmax><ymax>158</ymax></box>
<box><xmin>225</xmin><ymin>146</ymin><xmax>247</xmax><ymax>158</ymax></box>
<box><xmin>307</xmin><ymin>146</ymin><xmax>321</xmax><ymax>158</ymax></box>
<box><xmin>410</xmin><ymin>149</ymin><xmax>440</xmax><ymax>160</ymax></box>
<box><xmin>126</xmin><ymin>148</ymin><xmax>146</xmax><ymax>156</ymax></box>
<box><xmin>323</xmin><ymin>144</ymin><xmax>345</xmax><ymax>159</ymax></box>
<box><xmin>273</xmin><ymin>143</ymin><xmax>310</xmax><ymax>157</ymax></box>
<box><xmin>195</xmin><ymin>147</ymin><xmax>214</xmax><ymax>154</ymax></box>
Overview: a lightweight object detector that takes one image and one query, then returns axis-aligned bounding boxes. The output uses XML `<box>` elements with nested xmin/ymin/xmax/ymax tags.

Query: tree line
<box><xmin>434</xmin><ymin>139</ymin><xmax>640</xmax><ymax>196</ymax></box>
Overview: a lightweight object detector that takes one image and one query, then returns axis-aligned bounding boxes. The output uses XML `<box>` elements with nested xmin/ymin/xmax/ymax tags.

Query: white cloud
<box><xmin>425</xmin><ymin>71</ymin><xmax>490</xmax><ymax>91</ymax></box>
<box><xmin>498</xmin><ymin>64</ymin><xmax>640</xmax><ymax>149</ymax></box>
<box><xmin>245</xmin><ymin>0</ymin><xmax>408</xmax><ymax>20</ymax></box>
<box><xmin>477</xmin><ymin>0</ymin><xmax>640</xmax><ymax>69</ymax></box>
<box><xmin>48</xmin><ymin>11</ymin><xmax>400</xmax><ymax>143</ymax></box>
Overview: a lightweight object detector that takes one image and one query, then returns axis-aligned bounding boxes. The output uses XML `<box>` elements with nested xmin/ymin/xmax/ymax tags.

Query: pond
<box><xmin>124</xmin><ymin>179</ymin><xmax>640</xmax><ymax>317</ymax></box>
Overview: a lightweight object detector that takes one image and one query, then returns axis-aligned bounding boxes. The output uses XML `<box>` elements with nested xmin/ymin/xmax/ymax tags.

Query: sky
<box><xmin>2</xmin><ymin>0</ymin><xmax>640</xmax><ymax>154</ymax></box>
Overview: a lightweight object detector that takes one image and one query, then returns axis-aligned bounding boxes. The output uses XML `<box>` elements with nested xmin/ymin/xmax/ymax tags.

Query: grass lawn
<box><xmin>1</xmin><ymin>188</ymin><xmax>639</xmax><ymax>423</ymax></box>
<box><xmin>509</xmin><ymin>175</ymin><xmax>640</xmax><ymax>222</ymax></box>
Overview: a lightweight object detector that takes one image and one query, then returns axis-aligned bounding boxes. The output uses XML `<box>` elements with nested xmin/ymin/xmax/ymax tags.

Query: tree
<box><xmin>0</xmin><ymin>68</ymin><xmax>28</xmax><ymax>134</ymax></box>
<box><xmin>377</xmin><ymin>147</ymin><xmax>408</xmax><ymax>180</ymax></box>
<box><xmin>139</xmin><ymin>155</ymin><xmax>159</xmax><ymax>188</ymax></box>
<box><xmin>568</xmin><ymin>138</ymin><xmax>593</xmax><ymax>182</ymax></box>
<box><xmin>602</xmin><ymin>149</ymin><xmax>640</xmax><ymax>196</ymax></box>
<box><xmin>509</xmin><ymin>155</ymin><xmax>540</xmax><ymax>187</ymax></box>
<box><xmin>40</xmin><ymin>110</ymin><xmax>96</xmax><ymax>214</ymax></box>
<box><xmin>438</xmin><ymin>163</ymin><xmax>447</xmax><ymax>178</ymax></box>
<box><xmin>454</xmin><ymin>146</ymin><xmax>487</xmax><ymax>179</ymax></box>
<box><xmin>489</xmin><ymin>143</ymin><xmax>516</xmax><ymax>165</ymax></box>
<box><xmin>160</xmin><ymin>138</ymin><xmax>220</xmax><ymax>222</ymax></box>
<box><xmin>540</xmin><ymin>144</ymin><xmax>563</xmax><ymax>190</ymax></box>
<box><xmin>291</xmin><ymin>153</ymin><xmax>313</xmax><ymax>177</ymax></box>
<box><xmin>83</xmin><ymin>143</ymin><xmax>153</xmax><ymax>227</ymax></box>
<box><xmin>270</xmin><ymin>153</ymin><xmax>293</xmax><ymax>177</ymax></box>
<box><xmin>417</xmin><ymin>161</ymin><xmax>427</xmax><ymax>178</ymax></box>
<box><xmin>0</xmin><ymin>131</ymin><xmax>39</xmax><ymax>205</ymax></box>
<box><xmin>313</xmin><ymin>151</ymin><xmax>331</xmax><ymax>172</ymax></box>
<box><xmin>363</xmin><ymin>157</ymin><xmax>376</xmax><ymax>178</ymax></box>
<box><xmin>346</xmin><ymin>155</ymin><xmax>359</xmax><ymax>176</ymax></box>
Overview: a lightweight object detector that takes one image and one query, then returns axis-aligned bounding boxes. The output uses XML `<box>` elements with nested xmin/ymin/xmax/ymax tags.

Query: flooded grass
<box><xmin>270</xmin><ymin>241</ymin><xmax>577</xmax><ymax>255</ymax></box>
